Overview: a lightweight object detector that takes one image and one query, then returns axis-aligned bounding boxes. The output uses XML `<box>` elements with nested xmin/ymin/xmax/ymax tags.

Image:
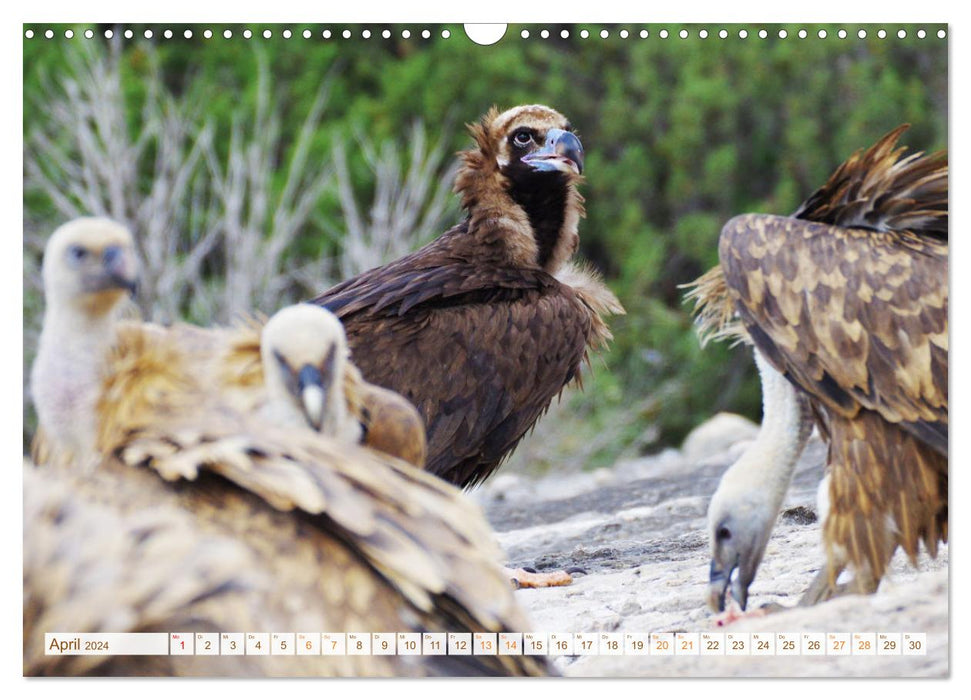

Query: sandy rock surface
<box><xmin>474</xmin><ymin>419</ymin><xmax>949</xmax><ymax>678</ymax></box>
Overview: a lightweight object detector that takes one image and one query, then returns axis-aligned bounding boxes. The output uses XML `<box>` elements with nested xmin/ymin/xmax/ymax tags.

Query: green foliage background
<box><xmin>23</xmin><ymin>23</ymin><xmax>948</xmax><ymax>467</ymax></box>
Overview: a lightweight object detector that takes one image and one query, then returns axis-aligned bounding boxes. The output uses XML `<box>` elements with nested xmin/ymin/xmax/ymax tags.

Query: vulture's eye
<box><xmin>66</xmin><ymin>245</ymin><xmax>88</xmax><ymax>264</ymax></box>
<box><xmin>512</xmin><ymin>130</ymin><xmax>533</xmax><ymax>147</ymax></box>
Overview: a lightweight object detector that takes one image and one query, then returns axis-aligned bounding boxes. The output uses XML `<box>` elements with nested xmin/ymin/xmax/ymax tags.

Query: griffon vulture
<box><xmin>686</xmin><ymin>126</ymin><xmax>947</xmax><ymax>612</ymax></box>
<box><xmin>313</xmin><ymin>104</ymin><xmax>624</xmax><ymax>490</ymax></box>
<box><xmin>26</xmin><ymin>218</ymin><xmax>549</xmax><ymax>676</ymax></box>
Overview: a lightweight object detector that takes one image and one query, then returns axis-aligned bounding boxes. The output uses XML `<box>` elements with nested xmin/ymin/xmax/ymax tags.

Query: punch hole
<box><xmin>144</xmin><ymin>29</ymin><xmax>153</xmax><ymax>39</ymax></box>
<box><xmin>463</xmin><ymin>24</ymin><xmax>507</xmax><ymax>46</ymax></box>
<box><xmin>223</xmin><ymin>29</ymin><xmax>232</xmax><ymax>39</ymax></box>
<box><xmin>44</xmin><ymin>29</ymin><xmax>53</xmax><ymax>39</ymax></box>
<box><xmin>701</xmin><ymin>29</ymin><xmax>710</xmax><ymax>39</ymax></box>
<box><xmin>817</xmin><ymin>29</ymin><xmax>827</xmax><ymax>39</ymax></box>
<box><xmin>917</xmin><ymin>29</ymin><xmax>926</xmax><ymax>39</ymax></box>
<box><xmin>163</xmin><ymin>29</ymin><xmax>173</xmax><ymax>39</ymax></box>
<box><xmin>65</xmin><ymin>29</ymin><xmax>74</xmax><ymax>39</ymax></box>
<box><xmin>838</xmin><ymin>29</ymin><xmax>847</xmax><ymax>39</ymax></box>
<box><xmin>283</xmin><ymin>29</ymin><xmax>292</xmax><ymax>39</ymax></box>
<box><xmin>897</xmin><ymin>29</ymin><xmax>907</xmax><ymax>39</ymax></box>
<box><xmin>937</xmin><ymin>29</ymin><xmax>946</xmax><ymax>38</ymax></box>
<box><xmin>679</xmin><ymin>29</ymin><xmax>687</xmax><ymax>39</ymax></box>
<box><xmin>303</xmin><ymin>29</ymin><xmax>311</xmax><ymax>39</ymax></box>
<box><xmin>560</xmin><ymin>29</ymin><xmax>570</xmax><ymax>39</ymax></box>
<box><xmin>421</xmin><ymin>29</ymin><xmax>430</xmax><ymax>39</ymax></box>
<box><xmin>659</xmin><ymin>29</ymin><xmax>669</xmax><ymax>39</ymax></box>
<box><xmin>24</xmin><ymin>29</ymin><xmax>33</xmax><ymax>39</ymax></box>
<box><xmin>402</xmin><ymin>29</ymin><xmax>411</xmax><ymax>39</ymax></box>
<box><xmin>620</xmin><ymin>29</ymin><xmax>629</xmax><ymax>39</ymax></box>
<box><xmin>363</xmin><ymin>29</ymin><xmax>372</xmax><ymax>39</ymax></box>
<box><xmin>718</xmin><ymin>29</ymin><xmax>727</xmax><ymax>39</ymax></box>
<box><xmin>441</xmin><ymin>29</ymin><xmax>450</xmax><ymax>39</ymax></box>
<box><xmin>85</xmin><ymin>29</ymin><xmax>94</xmax><ymax>39</ymax></box>
<box><xmin>600</xmin><ymin>29</ymin><xmax>609</xmax><ymax>39</ymax></box>
<box><xmin>243</xmin><ymin>29</ymin><xmax>252</xmax><ymax>39</ymax></box>
<box><xmin>540</xmin><ymin>29</ymin><xmax>549</xmax><ymax>39</ymax></box>
<box><xmin>578</xmin><ymin>30</ymin><xmax>587</xmax><ymax>39</ymax></box>
<box><xmin>858</xmin><ymin>29</ymin><xmax>867</xmax><ymax>38</ymax></box>
<box><xmin>184</xmin><ymin>30</ymin><xmax>193</xmax><ymax>39</ymax></box>
<box><xmin>779</xmin><ymin>29</ymin><xmax>788</xmax><ymax>39</ymax></box>
<box><xmin>877</xmin><ymin>29</ymin><xmax>886</xmax><ymax>39</ymax></box>
<box><xmin>798</xmin><ymin>29</ymin><xmax>807</xmax><ymax>39</ymax></box>
<box><xmin>323</xmin><ymin>30</ymin><xmax>332</xmax><ymax>39</ymax></box>
<box><xmin>342</xmin><ymin>30</ymin><xmax>351</xmax><ymax>39</ymax></box>
<box><xmin>738</xmin><ymin>29</ymin><xmax>748</xmax><ymax>39</ymax></box>
<box><xmin>639</xmin><ymin>29</ymin><xmax>648</xmax><ymax>38</ymax></box>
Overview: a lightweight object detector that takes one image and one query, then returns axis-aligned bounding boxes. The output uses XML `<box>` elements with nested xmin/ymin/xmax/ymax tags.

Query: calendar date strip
<box><xmin>45</xmin><ymin>632</ymin><xmax>927</xmax><ymax>657</ymax></box>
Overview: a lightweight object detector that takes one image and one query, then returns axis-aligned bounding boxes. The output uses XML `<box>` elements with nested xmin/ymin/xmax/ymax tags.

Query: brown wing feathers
<box><xmin>689</xmin><ymin>126</ymin><xmax>948</xmax><ymax>586</ymax></box>
<box><xmin>793</xmin><ymin>125</ymin><xmax>948</xmax><ymax>237</ymax></box>
<box><xmin>719</xmin><ymin>214</ymin><xmax>948</xmax><ymax>447</ymax></box>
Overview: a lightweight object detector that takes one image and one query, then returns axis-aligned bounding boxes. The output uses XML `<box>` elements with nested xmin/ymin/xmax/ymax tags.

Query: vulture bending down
<box><xmin>26</xmin><ymin>218</ymin><xmax>549</xmax><ymax>677</ymax></box>
<box><xmin>313</xmin><ymin>104</ymin><xmax>623</xmax><ymax>490</ymax></box>
<box><xmin>686</xmin><ymin>126</ymin><xmax>947</xmax><ymax>612</ymax></box>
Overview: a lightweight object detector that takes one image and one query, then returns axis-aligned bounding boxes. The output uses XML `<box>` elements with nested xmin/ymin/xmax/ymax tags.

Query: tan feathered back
<box><xmin>686</xmin><ymin>126</ymin><xmax>947</xmax><ymax>595</ymax></box>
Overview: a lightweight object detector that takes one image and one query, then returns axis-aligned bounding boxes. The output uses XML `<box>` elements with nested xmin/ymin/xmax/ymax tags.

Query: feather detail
<box><xmin>700</xmin><ymin>126</ymin><xmax>948</xmax><ymax>599</ymax></box>
<box><xmin>681</xmin><ymin>265</ymin><xmax>748</xmax><ymax>348</ymax></box>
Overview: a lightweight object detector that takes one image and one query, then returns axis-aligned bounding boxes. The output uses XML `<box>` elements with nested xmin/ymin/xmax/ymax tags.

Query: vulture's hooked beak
<box><xmin>708</xmin><ymin>549</ymin><xmax>755</xmax><ymax>613</ymax></box>
<box><xmin>297</xmin><ymin>364</ymin><xmax>329</xmax><ymax>432</ymax></box>
<box><xmin>707</xmin><ymin>558</ymin><xmax>736</xmax><ymax>612</ymax></box>
<box><xmin>84</xmin><ymin>245</ymin><xmax>139</xmax><ymax>297</ymax></box>
<box><xmin>522</xmin><ymin>128</ymin><xmax>584</xmax><ymax>175</ymax></box>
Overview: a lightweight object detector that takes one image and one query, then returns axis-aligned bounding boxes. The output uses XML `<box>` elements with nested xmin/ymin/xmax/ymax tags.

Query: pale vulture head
<box><xmin>41</xmin><ymin>217</ymin><xmax>139</xmax><ymax>317</ymax></box>
<box><xmin>706</xmin><ymin>464</ymin><xmax>781</xmax><ymax>613</ymax></box>
<box><xmin>31</xmin><ymin>218</ymin><xmax>139</xmax><ymax>465</ymax></box>
<box><xmin>260</xmin><ymin>304</ymin><xmax>362</xmax><ymax>443</ymax></box>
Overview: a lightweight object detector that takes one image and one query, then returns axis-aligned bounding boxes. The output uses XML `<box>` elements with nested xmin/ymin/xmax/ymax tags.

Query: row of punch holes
<box><xmin>23</xmin><ymin>26</ymin><xmax>947</xmax><ymax>44</ymax></box>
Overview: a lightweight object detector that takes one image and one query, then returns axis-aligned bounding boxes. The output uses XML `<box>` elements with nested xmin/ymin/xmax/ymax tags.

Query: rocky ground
<box><xmin>473</xmin><ymin>413</ymin><xmax>949</xmax><ymax>678</ymax></box>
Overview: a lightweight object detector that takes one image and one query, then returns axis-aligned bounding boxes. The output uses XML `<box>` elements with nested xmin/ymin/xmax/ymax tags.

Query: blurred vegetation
<box><xmin>23</xmin><ymin>23</ymin><xmax>947</xmax><ymax>468</ymax></box>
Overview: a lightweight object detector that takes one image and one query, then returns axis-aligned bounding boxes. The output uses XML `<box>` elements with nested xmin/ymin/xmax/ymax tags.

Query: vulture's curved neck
<box><xmin>725</xmin><ymin>349</ymin><xmax>814</xmax><ymax>506</ymax></box>
<box><xmin>36</xmin><ymin>305</ymin><xmax>117</xmax><ymax>383</ymax></box>
<box><xmin>32</xmin><ymin>305</ymin><xmax>119</xmax><ymax>465</ymax></box>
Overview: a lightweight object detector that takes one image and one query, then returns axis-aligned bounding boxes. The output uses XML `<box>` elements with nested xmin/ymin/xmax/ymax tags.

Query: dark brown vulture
<box><xmin>313</xmin><ymin>104</ymin><xmax>624</xmax><ymax>490</ymax></box>
<box><xmin>686</xmin><ymin>126</ymin><xmax>947</xmax><ymax>612</ymax></box>
<box><xmin>27</xmin><ymin>218</ymin><xmax>549</xmax><ymax>677</ymax></box>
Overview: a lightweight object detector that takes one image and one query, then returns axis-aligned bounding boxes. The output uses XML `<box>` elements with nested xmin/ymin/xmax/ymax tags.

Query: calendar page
<box><xmin>22</xmin><ymin>19</ymin><xmax>948</xmax><ymax>680</ymax></box>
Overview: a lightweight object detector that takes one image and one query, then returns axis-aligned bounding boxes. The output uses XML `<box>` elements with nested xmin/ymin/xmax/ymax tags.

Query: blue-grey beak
<box><xmin>522</xmin><ymin>128</ymin><xmax>584</xmax><ymax>175</ymax></box>
<box><xmin>297</xmin><ymin>364</ymin><xmax>327</xmax><ymax>431</ymax></box>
